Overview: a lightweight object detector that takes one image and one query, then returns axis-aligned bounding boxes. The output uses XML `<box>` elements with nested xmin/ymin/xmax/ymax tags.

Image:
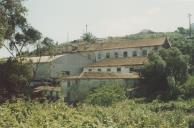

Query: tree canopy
<box><xmin>142</xmin><ymin>47</ymin><xmax>189</xmax><ymax>98</ymax></box>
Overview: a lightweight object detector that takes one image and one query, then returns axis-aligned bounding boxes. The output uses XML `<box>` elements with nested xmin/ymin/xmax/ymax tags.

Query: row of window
<box><xmin>97</xmin><ymin>50</ymin><xmax>147</xmax><ymax>59</ymax></box>
<box><xmin>87</xmin><ymin>67</ymin><xmax>141</xmax><ymax>73</ymax></box>
<box><xmin>88</xmin><ymin>68</ymin><xmax>121</xmax><ymax>72</ymax></box>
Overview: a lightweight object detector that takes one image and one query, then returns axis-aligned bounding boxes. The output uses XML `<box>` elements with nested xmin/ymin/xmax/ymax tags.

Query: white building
<box><xmin>29</xmin><ymin>37</ymin><xmax>171</xmax><ymax>80</ymax></box>
<box><xmin>29</xmin><ymin>37</ymin><xmax>171</xmax><ymax>99</ymax></box>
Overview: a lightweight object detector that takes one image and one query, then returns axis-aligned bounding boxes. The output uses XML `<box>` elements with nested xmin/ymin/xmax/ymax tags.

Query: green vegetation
<box><xmin>1</xmin><ymin>1</ymin><xmax>194</xmax><ymax>127</ymax></box>
<box><xmin>141</xmin><ymin>47</ymin><xmax>189</xmax><ymax>99</ymax></box>
<box><xmin>82</xmin><ymin>32</ymin><xmax>97</xmax><ymax>43</ymax></box>
<box><xmin>84</xmin><ymin>84</ymin><xmax>126</xmax><ymax>106</ymax></box>
<box><xmin>0</xmin><ymin>99</ymin><xmax>193</xmax><ymax>127</ymax></box>
<box><xmin>0</xmin><ymin>58</ymin><xmax>33</xmax><ymax>102</ymax></box>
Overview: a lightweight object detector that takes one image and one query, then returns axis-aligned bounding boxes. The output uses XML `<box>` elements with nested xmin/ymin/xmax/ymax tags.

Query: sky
<box><xmin>0</xmin><ymin>0</ymin><xmax>194</xmax><ymax>57</ymax></box>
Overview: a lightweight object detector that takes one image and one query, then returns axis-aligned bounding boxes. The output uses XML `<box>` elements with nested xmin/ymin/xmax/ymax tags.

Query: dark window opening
<box><xmin>98</xmin><ymin>68</ymin><xmax>101</xmax><ymax>72</ymax></box>
<box><xmin>130</xmin><ymin>67</ymin><xmax>135</xmax><ymax>72</ymax></box>
<box><xmin>142</xmin><ymin>50</ymin><xmax>147</xmax><ymax>56</ymax></box>
<box><xmin>88</xmin><ymin>69</ymin><xmax>92</xmax><ymax>72</ymax></box>
<box><xmin>115</xmin><ymin>52</ymin><xmax>118</xmax><ymax>58</ymax></box>
<box><xmin>123</xmin><ymin>51</ymin><xmax>128</xmax><ymax>57</ymax></box>
<box><xmin>106</xmin><ymin>52</ymin><xmax>110</xmax><ymax>58</ymax></box>
<box><xmin>117</xmin><ymin>67</ymin><xmax>121</xmax><ymax>72</ymax></box>
<box><xmin>107</xmin><ymin>68</ymin><xmax>111</xmax><ymax>72</ymax></box>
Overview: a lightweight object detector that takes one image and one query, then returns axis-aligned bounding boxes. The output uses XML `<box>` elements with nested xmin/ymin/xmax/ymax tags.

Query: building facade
<box><xmin>28</xmin><ymin>37</ymin><xmax>171</xmax><ymax>100</ymax></box>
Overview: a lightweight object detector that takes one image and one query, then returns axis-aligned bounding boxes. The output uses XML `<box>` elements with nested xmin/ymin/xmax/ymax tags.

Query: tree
<box><xmin>142</xmin><ymin>47</ymin><xmax>189</xmax><ymax>98</ymax></box>
<box><xmin>143</xmin><ymin>52</ymin><xmax>167</xmax><ymax>94</ymax></box>
<box><xmin>0</xmin><ymin>58</ymin><xmax>33</xmax><ymax>99</ymax></box>
<box><xmin>0</xmin><ymin>9</ymin><xmax>7</xmax><ymax>46</ymax></box>
<box><xmin>0</xmin><ymin>0</ymin><xmax>27</xmax><ymax>47</ymax></box>
<box><xmin>159</xmin><ymin>47</ymin><xmax>189</xmax><ymax>84</ymax></box>
<box><xmin>0</xmin><ymin>0</ymin><xmax>55</xmax><ymax>100</ymax></box>
<box><xmin>176</xmin><ymin>27</ymin><xmax>188</xmax><ymax>35</ymax></box>
<box><xmin>172</xmin><ymin>36</ymin><xmax>194</xmax><ymax>74</ymax></box>
<box><xmin>82</xmin><ymin>32</ymin><xmax>96</xmax><ymax>43</ymax></box>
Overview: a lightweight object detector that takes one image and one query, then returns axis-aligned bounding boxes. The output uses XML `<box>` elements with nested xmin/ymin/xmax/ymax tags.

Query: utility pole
<box><xmin>85</xmin><ymin>24</ymin><xmax>88</xmax><ymax>33</ymax></box>
<box><xmin>188</xmin><ymin>13</ymin><xmax>192</xmax><ymax>37</ymax></box>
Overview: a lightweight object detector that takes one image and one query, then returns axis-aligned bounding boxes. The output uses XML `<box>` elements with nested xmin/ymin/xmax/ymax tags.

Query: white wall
<box><xmin>51</xmin><ymin>53</ymin><xmax>94</xmax><ymax>78</ymax></box>
<box><xmin>34</xmin><ymin>63</ymin><xmax>52</xmax><ymax>80</ymax></box>
<box><xmin>34</xmin><ymin>53</ymin><xmax>94</xmax><ymax>79</ymax></box>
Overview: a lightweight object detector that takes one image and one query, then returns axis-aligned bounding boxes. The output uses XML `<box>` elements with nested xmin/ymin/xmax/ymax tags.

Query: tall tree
<box><xmin>0</xmin><ymin>0</ymin><xmax>43</xmax><ymax>60</ymax></box>
<box><xmin>0</xmin><ymin>0</ymin><xmax>55</xmax><ymax>100</ymax></box>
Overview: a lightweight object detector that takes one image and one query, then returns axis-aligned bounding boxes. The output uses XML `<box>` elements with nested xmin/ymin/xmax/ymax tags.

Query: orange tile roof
<box><xmin>76</xmin><ymin>38</ymin><xmax>167</xmax><ymax>52</ymax></box>
<box><xmin>60</xmin><ymin>72</ymin><xmax>140</xmax><ymax>80</ymax></box>
<box><xmin>86</xmin><ymin>57</ymin><xmax>147</xmax><ymax>67</ymax></box>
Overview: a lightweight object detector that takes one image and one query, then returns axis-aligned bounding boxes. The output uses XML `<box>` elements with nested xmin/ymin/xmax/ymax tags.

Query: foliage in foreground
<box><xmin>0</xmin><ymin>99</ymin><xmax>193</xmax><ymax>128</ymax></box>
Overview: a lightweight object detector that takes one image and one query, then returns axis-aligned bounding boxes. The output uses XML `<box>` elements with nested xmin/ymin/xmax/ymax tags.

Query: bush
<box><xmin>84</xmin><ymin>84</ymin><xmax>126</xmax><ymax>106</ymax></box>
<box><xmin>180</xmin><ymin>75</ymin><xmax>194</xmax><ymax>98</ymax></box>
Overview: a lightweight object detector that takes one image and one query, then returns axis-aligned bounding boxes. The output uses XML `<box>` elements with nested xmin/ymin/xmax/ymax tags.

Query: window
<box><xmin>133</xmin><ymin>51</ymin><xmax>137</xmax><ymax>56</ymax></box>
<box><xmin>114</xmin><ymin>52</ymin><xmax>118</xmax><ymax>58</ymax></box>
<box><xmin>106</xmin><ymin>52</ymin><xmax>110</xmax><ymax>58</ymax></box>
<box><xmin>88</xmin><ymin>69</ymin><xmax>92</xmax><ymax>72</ymax></box>
<box><xmin>107</xmin><ymin>68</ymin><xmax>111</xmax><ymax>72</ymax></box>
<box><xmin>142</xmin><ymin>50</ymin><xmax>147</xmax><ymax>56</ymax></box>
<box><xmin>98</xmin><ymin>53</ymin><xmax>101</xmax><ymax>59</ymax></box>
<box><xmin>98</xmin><ymin>68</ymin><xmax>101</xmax><ymax>72</ymax></box>
<box><xmin>123</xmin><ymin>51</ymin><xmax>128</xmax><ymax>57</ymax></box>
<box><xmin>130</xmin><ymin>67</ymin><xmax>135</xmax><ymax>72</ymax></box>
<box><xmin>117</xmin><ymin>67</ymin><xmax>121</xmax><ymax>72</ymax></box>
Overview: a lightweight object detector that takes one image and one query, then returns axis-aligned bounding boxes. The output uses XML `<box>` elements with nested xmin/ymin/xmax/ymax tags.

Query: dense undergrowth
<box><xmin>0</xmin><ymin>99</ymin><xmax>194</xmax><ymax>128</ymax></box>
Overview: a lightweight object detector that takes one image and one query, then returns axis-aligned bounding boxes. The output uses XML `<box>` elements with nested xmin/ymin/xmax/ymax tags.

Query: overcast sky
<box><xmin>0</xmin><ymin>0</ymin><xmax>194</xmax><ymax>57</ymax></box>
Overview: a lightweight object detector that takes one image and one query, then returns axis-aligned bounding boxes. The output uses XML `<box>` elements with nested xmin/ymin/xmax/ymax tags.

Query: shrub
<box><xmin>84</xmin><ymin>84</ymin><xmax>126</xmax><ymax>106</ymax></box>
<box><xmin>180</xmin><ymin>75</ymin><xmax>194</xmax><ymax>98</ymax></box>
